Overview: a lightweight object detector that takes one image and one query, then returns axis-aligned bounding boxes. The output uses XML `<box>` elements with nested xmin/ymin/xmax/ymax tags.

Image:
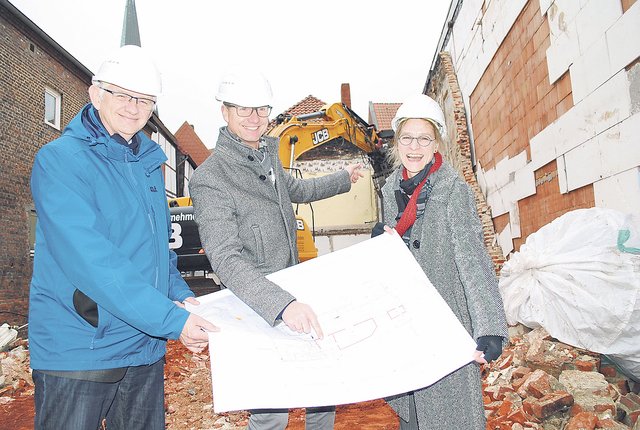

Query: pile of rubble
<box><xmin>0</xmin><ymin>334</ymin><xmax>33</xmax><ymax>430</ymax></box>
<box><xmin>483</xmin><ymin>326</ymin><xmax>640</xmax><ymax>430</ymax></box>
<box><xmin>0</xmin><ymin>338</ymin><xmax>31</xmax><ymax>402</ymax></box>
<box><xmin>164</xmin><ymin>340</ymin><xmax>250</xmax><ymax>429</ymax></box>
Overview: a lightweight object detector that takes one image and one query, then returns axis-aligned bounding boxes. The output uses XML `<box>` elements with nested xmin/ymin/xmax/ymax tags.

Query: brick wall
<box><xmin>427</xmin><ymin>52</ymin><xmax>506</xmax><ymax>273</ymax></box>
<box><xmin>0</xmin><ymin>7</ymin><xmax>91</xmax><ymax>325</ymax></box>
<box><xmin>467</xmin><ymin>0</ymin><xmax>595</xmax><ymax>252</ymax></box>
<box><xmin>515</xmin><ymin>160</ymin><xmax>594</xmax><ymax>250</ymax></box>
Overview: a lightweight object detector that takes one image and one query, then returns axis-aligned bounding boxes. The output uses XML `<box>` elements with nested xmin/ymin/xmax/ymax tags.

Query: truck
<box><xmin>169</xmin><ymin>102</ymin><xmax>392</xmax><ymax>274</ymax></box>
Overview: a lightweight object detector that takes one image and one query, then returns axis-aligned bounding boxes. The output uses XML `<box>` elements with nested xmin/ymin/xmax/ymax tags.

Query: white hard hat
<box><xmin>215</xmin><ymin>69</ymin><xmax>273</xmax><ymax>107</ymax></box>
<box><xmin>92</xmin><ymin>45</ymin><xmax>161</xmax><ymax>96</ymax></box>
<box><xmin>392</xmin><ymin>94</ymin><xmax>447</xmax><ymax>137</ymax></box>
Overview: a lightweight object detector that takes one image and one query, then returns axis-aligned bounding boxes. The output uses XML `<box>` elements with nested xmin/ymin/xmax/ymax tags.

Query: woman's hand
<box><xmin>474</xmin><ymin>335</ymin><xmax>503</xmax><ymax>364</ymax></box>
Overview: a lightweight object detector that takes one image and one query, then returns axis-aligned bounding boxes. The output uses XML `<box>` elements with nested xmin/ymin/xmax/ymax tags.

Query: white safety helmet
<box><xmin>92</xmin><ymin>45</ymin><xmax>162</xmax><ymax>96</ymax></box>
<box><xmin>391</xmin><ymin>94</ymin><xmax>447</xmax><ymax>137</ymax></box>
<box><xmin>215</xmin><ymin>69</ymin><xmax>273</xmax><ymax>107</ymax></box>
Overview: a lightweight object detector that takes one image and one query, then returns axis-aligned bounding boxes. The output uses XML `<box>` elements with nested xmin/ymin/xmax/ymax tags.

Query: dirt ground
<box><xmin>0</xmin><ymin>339</ymin><xmax>399</xmax><ymax>430</ymax></box>
<box><xmin>164</xmin><ymin>340</ymin><xmax>399</xmax><ymax>430</ymax></box>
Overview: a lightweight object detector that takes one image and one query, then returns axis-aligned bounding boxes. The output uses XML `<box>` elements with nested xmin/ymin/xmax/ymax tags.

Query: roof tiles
<box><xmin>370</xmin><ymin>102</ymin><xmax>401</xmax><ymax>131</ymax></box>
<box><xmin>174</xmin><ymin>121</ymin><xmax>212</xmax><ymax>166</ymax></box>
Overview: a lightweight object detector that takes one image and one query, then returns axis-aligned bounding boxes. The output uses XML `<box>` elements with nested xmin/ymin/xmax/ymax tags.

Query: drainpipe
<box><xmin>425</xmin><ymin>0</ymin><xmax>463</xmax><ymax>92</ymax></box>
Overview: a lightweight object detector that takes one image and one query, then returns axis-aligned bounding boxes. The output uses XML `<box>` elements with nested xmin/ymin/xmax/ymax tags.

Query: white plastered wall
<box><xmin>444</xmin><ymin>0</ymin><xmax>640</xmax><ymax>256</ymax></box>
<box><xmin>292</xmin><ymin>157</ymin><xmax>378</xmax><ymax>228</ymax></box>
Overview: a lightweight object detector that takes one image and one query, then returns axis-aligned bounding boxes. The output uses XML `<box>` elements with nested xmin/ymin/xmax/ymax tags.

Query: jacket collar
<box><xmin>216</xmin><ymin>127</ymin><xmax>278</xmax><ymax>164</ymax></box>
<box><xmin>64</xmin><ymin>104</ymin><xmax>167</xmax><ymax>172</ymax></box>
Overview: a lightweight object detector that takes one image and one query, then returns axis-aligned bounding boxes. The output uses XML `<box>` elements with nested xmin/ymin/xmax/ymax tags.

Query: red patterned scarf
<box><xmin>394</xmin><ymin>152</ymin><xmax>442</xmax><ymax>237</ymax></box>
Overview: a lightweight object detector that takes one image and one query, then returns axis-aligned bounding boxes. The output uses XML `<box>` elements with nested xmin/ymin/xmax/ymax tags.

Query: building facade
<box><xmin>0</xmin><ymin>0</ymin><xmax>192</xmax><ymax>325</ymax></box>
<box><xmin>427</xmin><ymin>0</ymin><xmax>640</xmax><ymax>255</ymax></box>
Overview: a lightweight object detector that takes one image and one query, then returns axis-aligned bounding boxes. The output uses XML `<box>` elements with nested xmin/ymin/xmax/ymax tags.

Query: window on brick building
<box><xmin>152</xmin><ymin>131</ymin><xmax>178</xmax><ymax>197</ymax></box>
<box><xmin>44</xmin><ymin>87</ymin><xmax>61</xmax><ymax>129</ymax></box>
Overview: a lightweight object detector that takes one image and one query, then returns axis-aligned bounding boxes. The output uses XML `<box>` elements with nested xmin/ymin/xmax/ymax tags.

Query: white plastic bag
<box><xmin>499</xmin><ymin>208</ymin><xmax>640</xmax><ymax>381</ymax></box>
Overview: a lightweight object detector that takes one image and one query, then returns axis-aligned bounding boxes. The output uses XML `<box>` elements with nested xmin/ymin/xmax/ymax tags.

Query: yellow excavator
<box><xmin>269</xmin><ymin>102</ymin><xmax>392</xmax><ymax>190</ymax></box>
<box><xmin>169</xmin><ymin>102</ymin><xmax>392</xmax><ymax>271</ymax></box>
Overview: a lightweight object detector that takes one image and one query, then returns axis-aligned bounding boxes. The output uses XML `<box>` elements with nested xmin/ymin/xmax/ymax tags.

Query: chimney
<box><xmin>341</xmin><ymin>83</ymin><xmax>351</xmax><ymax>108</ymax></box>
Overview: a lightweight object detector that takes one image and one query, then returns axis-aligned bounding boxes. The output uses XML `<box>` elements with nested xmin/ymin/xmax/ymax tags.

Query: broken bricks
<box><xmin>484</xmin><ymin>326</ymin><xmax>638</xmax><ymax>430</ymax></box>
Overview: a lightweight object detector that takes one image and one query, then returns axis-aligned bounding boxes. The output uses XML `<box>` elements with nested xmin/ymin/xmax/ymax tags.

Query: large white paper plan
<box><xmin>186</xmin><ymin>232</ymin><xmax>477</xmax><ymax>413</ymax></box>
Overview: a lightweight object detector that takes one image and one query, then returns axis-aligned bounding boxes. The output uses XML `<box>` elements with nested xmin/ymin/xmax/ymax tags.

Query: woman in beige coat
<box><xmin>373</xmin><ymin>94</ymin><xmax>508</xmax><ymax>429</ymax></box>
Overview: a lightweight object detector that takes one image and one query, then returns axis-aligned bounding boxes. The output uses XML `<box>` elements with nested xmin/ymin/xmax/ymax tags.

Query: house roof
<box><xmin>268</xmin><ymin>95</ymin><xmax>327</xmax><ymax>131</ymax></box>
<box><xmin>174</xmin><ymin>121</ymin><xmax>211</xmax><ymax>166</ymax></box>
<box><xmin>283</xmin><ymin>95</ymin><xmax>326</xmax><ymax>116</ymax></box>
<box><xmin>369</xmin><ymin>102</ymin><xmax>401</xmax><ymax>131</ymax></box>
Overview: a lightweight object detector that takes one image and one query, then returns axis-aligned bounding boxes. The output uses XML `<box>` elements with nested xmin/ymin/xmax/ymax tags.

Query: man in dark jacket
<box><xmin>29</xmin><ymin>45</ymin><xmax>218</xmax><ymax>430</ymax></box>
<box><xmin>189</xmin><ymin>69</ymin><xmax>364</xmax><ymax>430</ymax></box>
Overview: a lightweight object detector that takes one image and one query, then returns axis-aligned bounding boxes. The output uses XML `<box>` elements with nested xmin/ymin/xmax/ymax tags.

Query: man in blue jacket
<box><xmin>29</xmin><ymin>45</ymin><xmax>218</xmax><ymax>430</ymax></box>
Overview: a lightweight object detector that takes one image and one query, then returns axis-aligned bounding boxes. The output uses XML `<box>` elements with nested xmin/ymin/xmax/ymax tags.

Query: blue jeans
<box><xmin>33</xmin><ymin>358</ymin><xmax>165</xmax><ymax>430</ymax></box>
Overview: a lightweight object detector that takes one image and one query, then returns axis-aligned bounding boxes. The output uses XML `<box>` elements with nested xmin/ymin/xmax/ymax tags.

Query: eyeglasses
<box><xmin>100</xmin><ymin>87</ymin><xmax>156</xmax><ymax>111</ymax></box>
<box><xmin>398</xmin><ymin>135</ymin><xmax>436</xmax><ymax>147</ymax></box>
<box><xmin>224</xmin><ymin>103</ymin><xmax>272</xmax><ymax>118</ymax></box>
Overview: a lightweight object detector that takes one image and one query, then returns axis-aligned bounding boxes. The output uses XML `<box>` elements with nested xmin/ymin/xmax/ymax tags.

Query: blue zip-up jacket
<box><xmin>29</xmin><ymin>104</ymin><xmax>193</xmax><ymax>371</ymax></box>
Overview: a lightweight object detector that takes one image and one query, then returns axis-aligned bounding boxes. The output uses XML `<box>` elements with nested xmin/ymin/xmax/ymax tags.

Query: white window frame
<box><xmin>44</xmin><ymin>87</ymin><xmax>61</xmax><ymax>129</ymax></box>
<box><xmin>183</xmin><ymin>162</ymin><xmax>193</xmax><ymax>197</ymax></box>
<box><xmin>165</xmin><ymin>165</ymin><xmax>177</xmax><ymax>196</ymax></box>
<box><xmin>153</xmin><ymin>131</ymin><xmax>179</xmax><ymax>196</ymax></box>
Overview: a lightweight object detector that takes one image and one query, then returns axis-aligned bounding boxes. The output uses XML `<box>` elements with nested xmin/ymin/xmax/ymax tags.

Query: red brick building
<box><xmin>426</xmin><ymin>0</ymin><xmax>640</xmax><ymax>256</ymax></box>
<box><xmin>0</xmin><ymin>0</ymin><xmax>195</xmax><ymax>325</ymax></box>
<box><xmin>0</xmin><ymin>0</ymin><xmax>93</xmax><ymax>326</ymax></box>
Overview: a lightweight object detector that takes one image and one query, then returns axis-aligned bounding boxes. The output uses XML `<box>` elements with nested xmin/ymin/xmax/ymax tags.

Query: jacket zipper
<box><xmin>125</xmin><ymin>161</ymin><xmax>160</xmax><ymax>293</ymax></box>
<box><xmin>125</xmin><ymin>160</ymin><xmax>160</xmax><ymax>361</ymax></box>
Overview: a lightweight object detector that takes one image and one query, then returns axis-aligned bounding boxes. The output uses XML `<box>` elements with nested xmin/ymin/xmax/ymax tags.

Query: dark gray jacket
<box><xmin>382</xmin><ymin>161</ymin><xmax>508</xmax><ymax>429</ymax></box>
<box><xmin>189</xmin><ymin>128</ymin><xmax>351</xmax><ymax>325</ymax></box>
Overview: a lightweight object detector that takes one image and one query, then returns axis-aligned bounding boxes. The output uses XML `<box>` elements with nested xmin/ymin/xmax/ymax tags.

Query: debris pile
<box><xmin>0</xmin><ymin>338</ymin><xmax>32</xmax><ymax>402</ymax></box>
<box><xmin>163</xmin><ymin>340</ymin><xmax>250</xmax><ymax>429</ymax></box>
<box><xmin>483</xmin><ymin>326</ymin><xmax>640</xmax><ymax>430</ymax></box>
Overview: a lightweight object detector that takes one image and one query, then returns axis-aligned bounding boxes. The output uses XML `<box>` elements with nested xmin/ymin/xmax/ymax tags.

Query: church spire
<box><xmin>121</xmin><ymin>0</ymin><xmax>141</xmax><ymax>47</ymax></box>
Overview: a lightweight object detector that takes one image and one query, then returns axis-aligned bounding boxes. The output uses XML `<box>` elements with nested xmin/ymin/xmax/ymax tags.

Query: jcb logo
<box><xmin>312</xmin><ymin>128</ymin><xmax>330</xmax><ymax>145</ymax></box>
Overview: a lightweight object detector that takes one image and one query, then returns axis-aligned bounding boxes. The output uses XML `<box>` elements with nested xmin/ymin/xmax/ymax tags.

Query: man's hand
<box><xmin>179</xmin><ymin>313</ymin><xmax>219</xmax><ymax>354</ymax></box>
<box><xmin>282</xmin><ymin>301</ymin><xmax>324</xmax><ymax>339</ymax></box>
<box><xmin>345</xmin><ymin>163</ymin><xmax>365</xmax><ymax>183</ymax></box>
<box><xmin>174</xmin><ymin>296</ymin><xmax>200</xmax><ymax>309</ymax></box>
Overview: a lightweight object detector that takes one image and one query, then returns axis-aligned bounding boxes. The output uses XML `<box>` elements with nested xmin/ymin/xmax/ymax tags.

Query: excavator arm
<box><xmin>268</xmin><ymin>103</ymin><xmax>393</xmax><ymax>184</ymax></box>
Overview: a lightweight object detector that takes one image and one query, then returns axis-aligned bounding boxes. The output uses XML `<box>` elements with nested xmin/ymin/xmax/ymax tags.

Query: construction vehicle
<box><xmin>169</xmin><ymin>102</ymin><xmax>392</xmax><ymax>272</ymax></box>
<box><xmin>168</xmin><ymin>195</ymin><xmax>317</xmax><ymax>269</ymax></box>
<box><xmin>269</xmin><ymin>102</ymin><xmax>392</xmax><ymax>191</ymax></box>
<box><xmin>168</xmin><ymin>196</ymin><xmax>211</xmax><ymax>272</ymax></box>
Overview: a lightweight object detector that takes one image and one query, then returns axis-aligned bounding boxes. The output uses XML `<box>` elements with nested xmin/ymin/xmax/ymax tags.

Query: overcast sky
<box><xmin>11</xmin><ymin>0</ymin><xmax>452</xmax><ymax>148</ymax></box>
